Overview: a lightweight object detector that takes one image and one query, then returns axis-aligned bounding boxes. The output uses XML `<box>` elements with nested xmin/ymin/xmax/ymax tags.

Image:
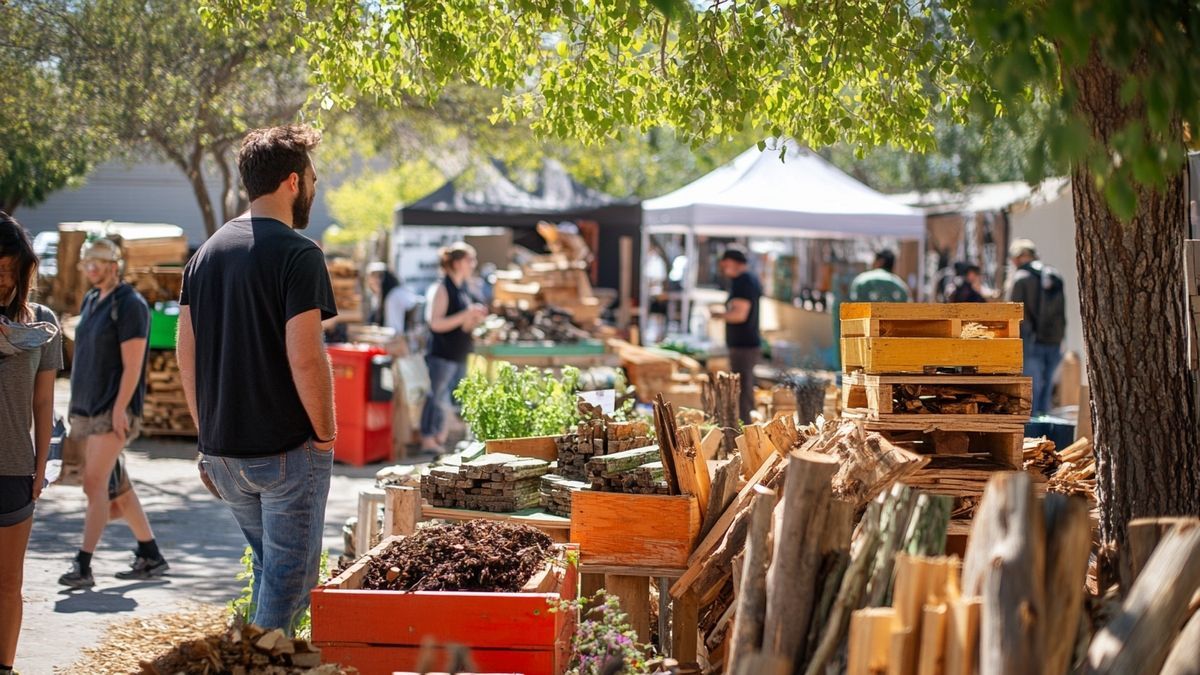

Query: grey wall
<box><xmin>14</xmin><ymin>159</ymin><xmax>335</xmax><ymax>245</ymax></box>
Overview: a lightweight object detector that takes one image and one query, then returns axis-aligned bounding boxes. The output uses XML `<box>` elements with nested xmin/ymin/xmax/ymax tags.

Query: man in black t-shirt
<box><xmin>718</xmin><ymin>247</ymin><xmax>762</xmax><ymax>424</ymax></box>
<box><xmin>178</xmin><ymin>125</ymin><xmax>337</xmax><ymax>634</ymax></box>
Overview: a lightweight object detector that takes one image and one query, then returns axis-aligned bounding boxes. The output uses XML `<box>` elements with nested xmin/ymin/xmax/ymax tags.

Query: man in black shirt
<box><xmin>719</xmin><ymin>247</ymin><xmax>762</xmax><ymax>424</ymax></box>
<box><xmin>178</xmin><ymin>125</ymin><xmax>337</xmax><ymax>634</ymax></box>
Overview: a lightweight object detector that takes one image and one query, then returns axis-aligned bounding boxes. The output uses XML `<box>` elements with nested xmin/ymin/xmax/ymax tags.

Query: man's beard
<box><xmin>292</xmin><ymin>180</ymin><xmax>314</xmax><ymax>230</ymax></box>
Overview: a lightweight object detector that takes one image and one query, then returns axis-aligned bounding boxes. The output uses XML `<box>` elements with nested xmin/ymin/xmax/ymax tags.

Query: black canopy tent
<box><xmin>398</xmin><ymin>159</ymin><xmax>643</xmax><ymax>297</ymax></box>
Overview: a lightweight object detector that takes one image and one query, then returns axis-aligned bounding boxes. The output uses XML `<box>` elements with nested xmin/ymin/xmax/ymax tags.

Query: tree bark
<box><xmin>1067</xmin><ymin>47</ymin><xmax>1200</xmax><ymax>573</ymax></box>
<box><xmin>186</xmin><ymin>150</ymin><xmax>219</xmax><ymax>238</ymax></box>
<box><xmin>2</xmin><ymin>196</ymin><xmax>20</xmax><ymax>214</ymax></box>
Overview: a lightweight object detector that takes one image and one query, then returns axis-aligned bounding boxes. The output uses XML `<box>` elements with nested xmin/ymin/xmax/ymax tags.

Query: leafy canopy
<box><xmin>201</xmin><ymin>0</ymin><xmax>1200</xmax><ymax>219</ymax></box>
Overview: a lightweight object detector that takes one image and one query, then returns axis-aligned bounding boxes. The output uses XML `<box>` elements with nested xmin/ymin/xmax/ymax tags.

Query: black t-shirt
<box><xmin>725</xmin><ymin>272</ymin><xmax>763</xmax><ymax>348</ymax></box>
<box><xmin>70</xmin><ymin>283</ymin><xmax>150</xmax><ymax>417</ymax></box>
<box><xmin>180</xmin><ymin>217</ymin><xmax>337</xmax><ymax>457</ymax></box>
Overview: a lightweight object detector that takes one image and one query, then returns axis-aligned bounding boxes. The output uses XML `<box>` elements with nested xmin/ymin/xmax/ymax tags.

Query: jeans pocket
<box><xmin>236</xmin><ymin>454</ymin><xmax>288</xmax><ymax>492</ymax></box>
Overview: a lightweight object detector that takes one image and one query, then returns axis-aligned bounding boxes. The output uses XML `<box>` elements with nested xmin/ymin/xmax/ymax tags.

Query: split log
<box><xmin>943</xmin><ymin>596</ymin><xmax>981</xmax><ymax>675</ymax></box>
<box><xmin>916</xmin><ymin>604</ymin><xmax>948</xmax><ymax>675</ymax></box>
<box><xmin>801</xmin><ymin>500</ymin><xmax>854</xmax><ymax>666</ymax></box>
<box><xmin>653</xmin><ymin>395</ymin><xmax>681</xmax><ymax>494</ymax></box>
<box><xmin>676</xmin><ymin>425</ymin><xmax>712</xmax><ymax>522</ymax></box>
<box><xmin>383</xmin><ymin>485</ymin><xmax>421</xmax><ymax>537</ymax></box>
<box><xmin>848</xmin><ymin>608</ymin><xmax>897</xmax><ymax>675</ymax></box>
<box><xmin>1160</xmin><ymin>608</ymin><xmax>1200</xmax><ymax>675</ymax></box>
<box><xmin>761</xmin><ymin>451</ymin><xmax>839</xmax><ymax>665</ymax></box>
<box><xmin>732</xmin><ymin>651</ymin><xmax>791</xmax><ymax>675</ymax></box>
<box><xmin>673</xmin><ymin>588</ymin><xmax>700</xmax><ymax>664</ymax></box>
<box><xmin>866</xmin><ymin>485</ymin><xmax>919</xmax><ymax>607</ymax></box>
<box><xmin>1086</xmin><ymin>521</ymin><xmax>1200</xmax><ymax>675</ymax></box>
<box><xmin>901</xmin><ymin>493</ymin><xmax>952</xmax><ymax>557</ymax></box>
<box><xmin>1042</xmin><ymin>494</ymin><xmax>1091</xmax><ymax>675</ymax></box>
<box><xmin>727</xmin><ymin>487</ymin><xmax>776</xmax><ymax>668</ymax></box>
<box><xmin>702</xmin><ymin>456</ymin><xmax>743</xmax><ymax>539</ymax></box>
<box><xmin>961</xmin><ymin>472</ymin><xmax>1046</xmax><ymax>675</ymax></box>
<box><xmin>1125</xmin><ymin>516</ymin><xmax>1200</xmax><ymax>587</ymax></box>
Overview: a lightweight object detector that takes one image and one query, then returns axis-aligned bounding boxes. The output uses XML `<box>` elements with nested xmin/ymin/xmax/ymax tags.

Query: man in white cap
<box><xmin>1007</xmin><ymin>238</ymin><xmax>1067</xmax><ymax>416</ymax></box>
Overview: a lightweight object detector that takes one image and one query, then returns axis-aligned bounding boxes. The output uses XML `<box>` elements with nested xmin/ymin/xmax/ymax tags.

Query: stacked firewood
<box><xmin>586</xmin><ymin>447</ymin><xmax>667</xmax><ymax>493</ymax></box>
<box><xmin>557</xmin><ymin>417</ymin><xmax>651</xmax><ymax>481</ymax></box>
<box><xmin>1022</xmin><ymin>436</ymin><xmax>1059</xmax><ymax>474</ymax></box>
<box><xmin>326</xmin><ymin>258</ymin><xmax>360</xmax><ymax>313</ymax></box>
<box><xmin>1046</xmin><ymin>437</ymin><xmax>1095</xmax><ymax>503</ymax></box>
<box><xmin>476</xmin><ymin>305</ymin><xmax>593</xmax><ymax>343</ymax></box>
<box><xmin>420</xmin><ymin>453</ymin><xmax>550</xmax><ymax>512</ymax></box>
<box><xmin>142</xmin><ymin>350</ymin><xmax>197</xmax><ymax>436</ymax></box>
<box><xmin>890</xmin><ymin>383</ymin><xmax>1025</xmax><ymax>415</ymax></box>
<box><xmin>538</xmin><ymin>474</ymin><xmax>590</xmax><ymax>517</ymax></box>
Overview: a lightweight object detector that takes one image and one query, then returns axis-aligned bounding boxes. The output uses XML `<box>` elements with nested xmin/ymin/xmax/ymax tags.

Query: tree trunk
<box><xmin>1068</xmin><ymin>48</ymin><xmax>1200</xmax><ymax>576</ymax></box>
<box><xmin>2</xmin><ymin>196</ymin><xmax>20</xmax><ymax>214</ymax></box>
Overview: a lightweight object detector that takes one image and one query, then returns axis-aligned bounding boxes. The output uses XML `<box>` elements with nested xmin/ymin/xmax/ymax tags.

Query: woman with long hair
<box><xmin>420</xmin><ymin>242</ymin><xmax>486</xmax><ymax>453</ymax></box>
<box><xmin>0</xmin><ymin>212</ymin><xmax>62</xmax><ymax>673</ymax></box>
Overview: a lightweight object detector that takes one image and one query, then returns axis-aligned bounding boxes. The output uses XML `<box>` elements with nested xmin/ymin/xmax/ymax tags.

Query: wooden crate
<box><xmin>840</xmin><ymin>302</ymin><xmax>1024</xmax><ymax>338</ymax></box>
<box><xmin>484</xmin><ymin>435</ymin><xmax>560</xmax><ymax>462</ymax></box>
<box><xmin>868</xmin><ymin>427</ymin><xmax>1024</xmax><ymax>469</ymax></box>
<box><xmin>841</xmin><ymin>374</ymin><xmax>1032</xmax><ymax>418</ymax></box>
<box><xmin>312</xmin><ymin>537</ymin><xmax>577</xmax><ymax>675</ymax></box>
<box><xmin>841</xmin><ymin>337</ymin><xmax>1023</xmax><ymax>375</ymax></box>
<box><xmin>570</xmin><ymin>491</ymin><xmax>701</xmax><ymax>570</ymax></box>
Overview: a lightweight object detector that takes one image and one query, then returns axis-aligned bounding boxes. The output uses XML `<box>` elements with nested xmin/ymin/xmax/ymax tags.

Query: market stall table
<box><xmin>474</xmin><ymin>340</ymin><xmax>617</xmax><ymax>375</ymax></box>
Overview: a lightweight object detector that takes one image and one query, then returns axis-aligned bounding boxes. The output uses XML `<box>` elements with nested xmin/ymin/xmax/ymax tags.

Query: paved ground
<box><xmin>16</xmin><ymin>379</ymin><xmax>394</xmax><ymax>674</ymax></box>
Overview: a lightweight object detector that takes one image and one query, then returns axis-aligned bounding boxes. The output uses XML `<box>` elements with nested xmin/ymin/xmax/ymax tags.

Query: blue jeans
<box><xmin>420</xmin><ymin>355</ymin><xmax>467</xmax><ymax>439</ymax></box>
<box><xmin>201</xmin><ymin>441</ymin><xmax>333</xmax><ymax>633</ymax></box>
<box><xmin>1024</xmin><ymin>342</ymin><xmax>1064</xmax><ymax>416</ymax></box>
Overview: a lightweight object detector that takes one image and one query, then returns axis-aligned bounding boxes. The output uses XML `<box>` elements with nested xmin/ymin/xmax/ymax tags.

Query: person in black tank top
<box><xmin>420</xmin><ymin>243</ymin><xmax>486</xmax><ymax>452</ymax></box>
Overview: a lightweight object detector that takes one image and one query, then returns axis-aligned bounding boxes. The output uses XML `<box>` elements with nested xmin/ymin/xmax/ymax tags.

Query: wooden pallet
<box><xmin>861</xmin><ymin>425</ymin><xmax>1025</xmax><ymax>469</ymax></box>
<box><xmin>903</xmin><ymin>455</ymin><xmax>1048</xmax><ymax>498</ymax></box>
<box><xmin>840</xmin><ymin>302</ymin><xmax>1023</xmax><ymax>336</ymax></box>
<box><xmin>841</xmin><ymin>337</ymin><xmax>1023</xmax><ymax>375</ymax></box>
<box><xmin>841</xmin><ymin>373</ymin><xmax>1032</xmax><ymax>417</ymax></box>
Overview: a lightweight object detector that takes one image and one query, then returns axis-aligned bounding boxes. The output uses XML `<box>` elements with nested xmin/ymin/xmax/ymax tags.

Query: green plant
<box><xmin>551</xmin><ymin>591</ymin><xmax>652</xmax><ymax>675</ymax></box>
<box><xmin>454</xmin><ymin>363</ymin><xmax>581</xmax><ymax>441</ymax></box>
<box><xmin>227</xmin><ymin>546</ymin><xmax>330</xmax><ymax>639</ymax></box>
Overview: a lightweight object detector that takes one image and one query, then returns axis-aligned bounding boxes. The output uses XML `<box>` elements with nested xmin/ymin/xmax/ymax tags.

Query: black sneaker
<box><xmin>115</xmin><ymin>553</ymin><xmax>169</xmax><ymax>580</ymax></box>
<box><xmin>58</xmin><ymin>560</ymin><xmax>95</xmax><ymax>588</ymax></box>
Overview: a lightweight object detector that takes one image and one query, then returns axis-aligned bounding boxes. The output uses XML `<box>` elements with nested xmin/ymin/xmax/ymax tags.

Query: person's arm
<box><xmin>725</xmin><ymin>298</ymin><xmax>752</xmax><ymax>324</ymax></box>
<box><xmin>111</xmin><ymin>336</ymin><xmax>148</xmax><ymax>442</ymax></box>
<box><xmin>178</xmin><ymin>306</ymin><xmax>199</xmax><ymax>426</ymax></box>
<box><xmin>31</xmin><ymin>369</ymin><xmax>55</xmax><ymax>499</ymax></box>
<box><xmin>384</xmin><ymin>287</ymin><xmax>408</xmax><ymax>335</ymax></box>
<box><xmin>286</xmin><ymin>308</ymin><xmax>336</xmax><ymax>448</ymax></box>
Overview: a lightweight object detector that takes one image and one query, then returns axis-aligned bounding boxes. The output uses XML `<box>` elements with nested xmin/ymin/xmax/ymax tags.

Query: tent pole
<box><xmin>639</xmin><ymin>225</ymin><xmax>650</xmax><ymax>344</ymax></box>
<box><xmin>917</xmin><ymin>228</ymin><xmax>928</xmax><ymax>301</ymax></box>
<box><xmin>684</xmin><ymin>227</ymin><xmax>697</xmax><ymax>338</ymax></box>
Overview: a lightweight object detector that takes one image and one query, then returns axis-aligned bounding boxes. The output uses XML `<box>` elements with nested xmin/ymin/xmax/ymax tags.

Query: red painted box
<box><xmin>312</xmin><ymin>537</ymin><xmax>578</xmax><ymax>675</ymax></box>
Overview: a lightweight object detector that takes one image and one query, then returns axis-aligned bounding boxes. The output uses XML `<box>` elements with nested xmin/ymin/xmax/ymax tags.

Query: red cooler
<box><xmin>327</xmin><ymin>343</ymin><xmax>393</xmax><ymax>466</ymax></box>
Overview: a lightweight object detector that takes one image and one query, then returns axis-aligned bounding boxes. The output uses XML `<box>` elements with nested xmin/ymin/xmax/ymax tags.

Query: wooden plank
<box><xmin>917</xmin><ymin>604</ymin><xmax>948</xmax><ymax>675</ymax></box>
<box><xmin>849</xmin><ymin>413</ymin><xmax>1028</xmax><ymax>432</ymax></box>
<box><xmin>728</xmin><ymin>488</ymin><xmax>775</xmax><ymax>668</ymax></box>
<box><xmin>841</xmin><ymin>337</ymin><xmax>1024</xmax><ymax>375</ymax></box>
<box><xmin>1087</xmin><ymin>522</ymin><xmax>1200</xmax><ymax>674</ymax></box>
<box><xmin>701</xmin><ymin>426</ymin><xmax>724</xmax><ymax>462</ymax></box>
<box><xmin>1160</xmin><ymin>608</ymin><xmax>1200</xmax><ymax>675</ymax></box>
<box><xmin>844</xmin><ymin>373</ymin><xmax>1033</xmax><ymax>386</ymax></box>
<box><xmin>840</xmin><ymin>302</ymin><xmax>1024</xmax><ymax>322</ymax></box>
<box><xmin>687</xmin><ymin>453</ymin><xmax>782</xmax><ymax>568</ymax></box>
<box><xmin>606</xmin><ymin>574</ymin><xmax>651</xmax><ymax>644</ymax></box>
<box><xmin>1042</xmin><ymin>494</ymin><xmax>1092</xmax><ymax>675</ymax></box>
<box><xmin>383</xmin><ymin>485</ymin><xmax>421</xmax><ymax>537</ymax></box>
<box><xmin>702</xmin><ymin>456</ymin><xmax>742</xmax><ymax>538</ymax></box>
<box><xmin>848</xmin><ymin>608</ymin><xmax>897</xmax><ymax>675</ymax></box>
<box><xmin>676</xmin><ymin>425</ymin><xmax>711</xmax><ymax>523</ymax></box>
<box><xmin>672</xmin><ymin>588</ymin><xmax>700</xmax><ymax>664</ymax></box>
<box><xmin>578</xmin><ymin>564</ymin><xmax>683</xmax><ymax>578</ymax></box>
<box><xmin>356</xmin><ymin>488</ymin><xmax>386</xmax><ymax>556</ymax></box>
<box><xmin>317</xmin><ymin>644</ymin><xmax>554</xmax><ymax>675</ymax></box>
<box><xmin>1126</xmin><ymin>516</ymin><xmax>1200</xmax><ymax>586</ymax></box>
<box><xmin>944</xmin><ymin>597</ymin><xmax>981</xmax><ymax>675</ymax></box>
<box><xmin>844</xmin><ymin>317</ymin><xmax>1020</xmax><ymax>339</ymax></box>
<box><xmin>572</xmin><ymin>491</ymin><xmax>700</xmax><ymax>569</ymax></box>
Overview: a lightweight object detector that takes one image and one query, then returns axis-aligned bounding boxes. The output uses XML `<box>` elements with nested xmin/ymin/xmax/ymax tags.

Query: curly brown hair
<box><xmin>237</xmin><ymin>124</ymin><xmax>322</xmax><ymax>201</ymax></box>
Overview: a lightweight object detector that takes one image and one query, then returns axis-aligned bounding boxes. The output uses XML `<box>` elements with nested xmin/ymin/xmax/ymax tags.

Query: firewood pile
<box><xmin>539</xmin><ymin>473</ymin><xmax>590</xmax><ymax>517</ymax></box>
<box><xmin>420</xmin><ymin>453</ymin><xmax>550</xmax><ymax>512</ymax></box>
<box><xmin>142</xmin><ymin>350</ymin><xmax>197</xmax><ymax>436</ymax></box>
<box><xmin>1022</xmin><ymin>436</ymin><xmax>1059</xmax><ymax>474</ymax></box>
<box><xmin>1046</xmin><ymin>437</ymin><xmax>1096</xmax><ymax>503</ymax></box>
<box><xmin>586</xmin><ymin>446</ymin><xmax>668</xmax><ymax>493</ymax></box>
<box><xmin>475</xmin><ymin>305</ymin><xmax>594</xmax><ymax>343</ymax></box>
<box><xmin>139</xmin><ymin>623</ymin><xmax>347</xmax><ymax>674</ymax></box>
<box><xmin>126</xmin><ymin>266</ymin><xmax>183</xmax><ymax>304</ymax></box>
<box><xmin>557</xmin><ymin>416</ymin><xmax>652</xmax><ymax>481</ymax></box>
<box><xmin>888</xmin><ymin>383</ymin><xmax>1025</xmax><ymax>415</ymax></box>
<box><xmin>358</xmin><ymin>520</ymin><xmax>554</xmax><ymax>592</ymax></box>
<box><xmin>327</xmin><ymin>258</ymin><xmax>360</xmax><ymax>313</ymax></box>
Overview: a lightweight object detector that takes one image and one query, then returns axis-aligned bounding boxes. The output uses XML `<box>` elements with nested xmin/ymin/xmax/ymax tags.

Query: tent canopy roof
<box><xmin>642</xmin><ymin>142</ymin><xmax>924</xmax><ymax>239</ymax></box>
<box><xmin>401</xmin><ymin>159</ymin><xmax>639</xmax><ymax>227</ymax></box>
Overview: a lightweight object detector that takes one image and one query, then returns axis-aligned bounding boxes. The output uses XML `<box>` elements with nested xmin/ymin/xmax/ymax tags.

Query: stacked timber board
<box><xmin>142</xmin><ymin>349</ymin><xmax>197</xmax><ymax>437</ymax></box>
<box><xmin>839</xmin><ymin>303</ymin><xmax>1037</xmax><ymax>509</ymax></box>
<box><xmin>421</xmin><ymin>453</ymin><xmax>551</xmax><ymax>512</ymax></box>
<box><xmin>544</xmin><ymin>418</ymin><xmax>653</xmax><ymax>516</ymax></box>
<box><xmin>586</xmin><ymin>446</ymin><xmax>669</xmax><ymax>494</ymax></box>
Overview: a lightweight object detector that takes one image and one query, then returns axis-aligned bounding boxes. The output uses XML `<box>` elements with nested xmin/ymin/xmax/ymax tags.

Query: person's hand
<box><xmin>469</xmin><ymin>303</ymin><xmax>488</xmax><ymax>318</ymax></box>
<box><xmin>33</xmin><ymin>467</ymin><xmax>46</xmax><ymax>500</ymax></box>
<box><xmin>112</xmin><ymin>407</ymin><xmax>129</xmax><ymax>443</ymax></box>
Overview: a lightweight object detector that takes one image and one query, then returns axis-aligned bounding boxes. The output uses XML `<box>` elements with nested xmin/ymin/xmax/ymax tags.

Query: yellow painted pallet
<box><xmin>864</xmin><ymin>424</ymin><xmax>1024</xmax><ymax>469</ymax></box>
<box><xmin>841</xmin><ymin>302</ymin><xmax>1023</xmax><ymax>340</ymax></box>
<box><xmin>841</xmin><ymin>337</ymin><xmax>1023</xmax><ymax>375</ymax></box>
<box><xmin>841</xmin><ymin>373</ymin><xmax>1032</xmax><ymax>417</ymax></box>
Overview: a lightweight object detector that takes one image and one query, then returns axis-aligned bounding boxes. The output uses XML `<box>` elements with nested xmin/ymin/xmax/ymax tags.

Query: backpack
<box><xmin>1033</xmin><ymin>264</ymin><xmax>1066</xmax><ymax>345</ymax></box>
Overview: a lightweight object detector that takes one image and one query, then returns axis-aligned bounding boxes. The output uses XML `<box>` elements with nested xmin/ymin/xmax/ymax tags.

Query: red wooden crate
<box><xmin>312</xmin><ymin>537</ymin><xmax>578</xmax><ymax>675</ymax></box>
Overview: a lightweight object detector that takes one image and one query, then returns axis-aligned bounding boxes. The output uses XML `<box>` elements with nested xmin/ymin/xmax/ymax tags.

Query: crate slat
<box><xmin>841</xmin><ymin>337</ymin><xmax>1023</xmax><ymax>375</ymax></box>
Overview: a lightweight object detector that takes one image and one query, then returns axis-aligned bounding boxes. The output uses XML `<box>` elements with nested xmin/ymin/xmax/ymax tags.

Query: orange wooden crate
<box><xmin>312</xmin><ymin>538</ymin><xmax>578</xmax><ymax>675</ymax></box>
<box><xmin>570</xmin><ymin>491</ymin><xmax>700</xmax><ymax>570</ymax></box>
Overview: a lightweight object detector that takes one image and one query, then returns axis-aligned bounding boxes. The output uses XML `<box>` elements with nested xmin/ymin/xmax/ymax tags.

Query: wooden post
<box><xmin>1160</xmin><ymin>608</ymin><xmax>1200</xmax><ymax>675</ymax></box>
<box><xmin>848</xmin><ymin>608</ymin><xmax>897</xmax><ymax>675</ymax></box>
<box><xmin>618</xmin><ymin>236</ymin><xmax>632</xmax><ymax>330</ymax></box>
<box><xmin>672</xmin><ymin>587</ymin><xmax>700</xmax><ymax>663</ymax></box>
<box><xmin>762</xmin><ymin>451</ymin><xmax>839</xmax><ymax>665</ymax></box>
<box><xmin>1087</xmin><ymin>522</ymin><xmax>1200</xmax><ymax>675</ymax></box>
<box><xmin>606</xmin><ymin>574</ymin><xmax>652</xmax><ymax>644</ymax></box>
<box><xmin>961</xmin><ymin>472</ymin><xmax>1046</xmax><ymax>675</ymax></box>
<box><xmin>1042</xmin><ymin>494</ymin><xmax>1092</xmax><ymax>675</ymax></box>
<box><xmin>382</xmin><ymin>485</ymin><xmax>421</xmax><ymax>537</ymax></box>
<box><xmin>732</xmin><ymin>652</ymin><xmax>792</xmax><ymax>675</ymax></box>
<box><xmin>355</xmin><ymin>487</ymin><xmax>386</xmax><ymax>557</ymax></box>
<box><xmin>727</xmin><ymin>488</ymin><xmax>776</xmax><ymax>667</ymax></box>
<box><xmin>943</xmin><ymin>597</ymin><xmax>981</xmax><ymax>675</ymax></box>
<box><xmin>581</xmin><ymin>572</ymin><xmax>605</xmax><ymax>608</ymax></box>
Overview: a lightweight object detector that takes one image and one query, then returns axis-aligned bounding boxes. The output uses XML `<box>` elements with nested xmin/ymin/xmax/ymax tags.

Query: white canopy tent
<box><xmin>641</xmin><ymin>143</ymin><xmax>927</xmax><ymax>333</ymax></box>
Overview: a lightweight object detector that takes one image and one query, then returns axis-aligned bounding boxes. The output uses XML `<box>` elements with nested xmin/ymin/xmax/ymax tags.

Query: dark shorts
<box><xmin>0</xmin><ymin>475</ymin><xmax>35</xmax><ymax>527</ymax></box>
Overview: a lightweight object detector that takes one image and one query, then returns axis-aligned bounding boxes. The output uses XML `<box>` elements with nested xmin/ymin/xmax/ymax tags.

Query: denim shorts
<box><xmin>0</xmin><ymin>475</ymin><xmax>35</xmax><ymax>527</ymax></box>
